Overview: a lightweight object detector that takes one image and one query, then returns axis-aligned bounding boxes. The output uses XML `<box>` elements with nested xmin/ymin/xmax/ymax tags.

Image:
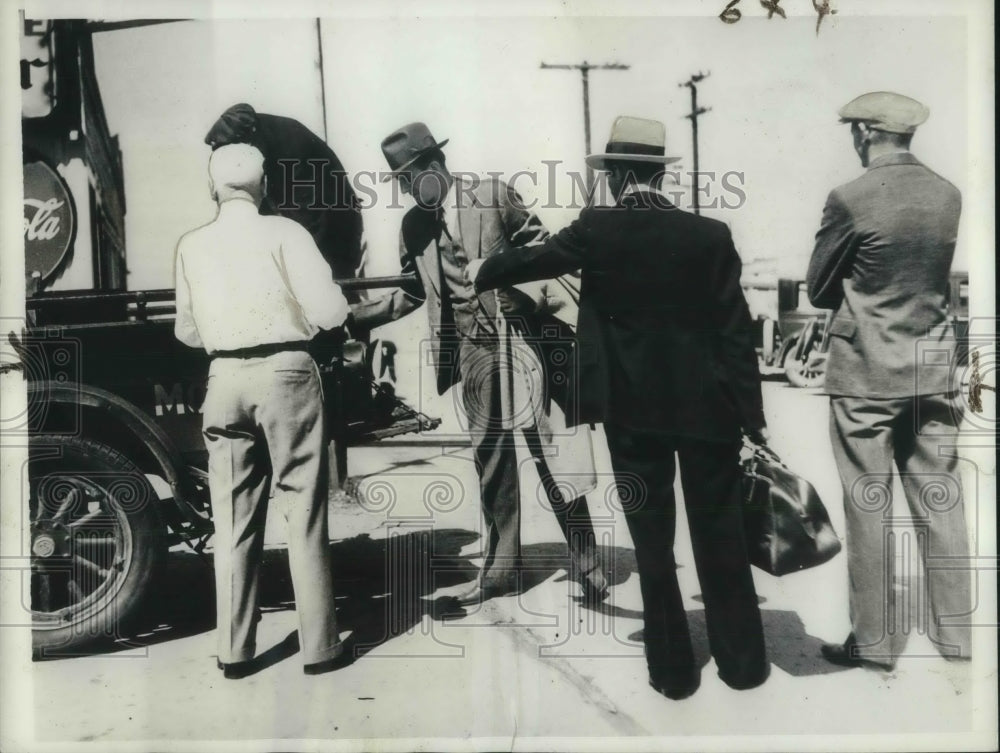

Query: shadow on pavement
<box><xmin>38</xmin><ymin>531</ymin><xmax>845</xmax><ymax>679</ymax></box>
<box><xmin>625</xmin><ymin>609</ymin><xmax>849</xmax><ymax>678</ymax></box>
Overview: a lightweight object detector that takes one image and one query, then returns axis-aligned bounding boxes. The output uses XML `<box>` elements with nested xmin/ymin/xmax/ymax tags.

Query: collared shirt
<box><xmin>436</xmin><ymin>180</ymin><xmax>495</xmax><ymax>334</ymax></box>
<box><xmin>174</xmin><ymin>198</ymin><xmax>349</xmax><ymax>354</ymax></box>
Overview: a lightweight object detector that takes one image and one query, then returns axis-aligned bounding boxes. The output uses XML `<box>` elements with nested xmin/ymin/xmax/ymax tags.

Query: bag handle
<box><xmin>742</xmin><ymin>437</ymin><xmax>785</xmax><ymax>468</ymax></box>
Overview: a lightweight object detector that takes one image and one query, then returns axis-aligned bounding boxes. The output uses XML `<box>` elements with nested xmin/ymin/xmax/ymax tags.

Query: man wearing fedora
<box><xmin>807</xmin><ymin>92</ymin><xmax>971</xmax><ymax>670</ymax></box>
<box><xmin>352</xmin><ymin>122</ymin><xmax>610</xmax><ymax>606</ymax></box>
<box><xmin>469</xmin><ymin>116</ymin><xmax>769</xmax><ymax>699</ymax></box>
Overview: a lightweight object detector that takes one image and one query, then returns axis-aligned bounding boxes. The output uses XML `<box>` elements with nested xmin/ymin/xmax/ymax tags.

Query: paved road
<box><xmin>27</xmin><ymin>383</ymin><xmax>994</xmax><ymax>747</ymax></box>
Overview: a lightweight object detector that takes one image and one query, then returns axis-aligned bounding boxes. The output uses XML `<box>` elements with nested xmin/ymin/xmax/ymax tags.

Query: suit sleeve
<box><xmin>173</xmin><ymin>243</ymin><xmax>204</xmax><ymax>349</ymax></box>
<box><xmin>711</xmin><ymin>228</ymin><xmax>766</xmax><ymax>431</ymax></box>
<box><xmin>476</xmin><ymin>209</ymin><xmax>592</xmax><ymax>292</ymax></box>
<box><xmin>807</xmin><ymin>190</ymin><xmax>858</xmax><ymax>309</ymax></box>
<box><xmin>348</xmin><ymin>227</ymin><xmax>426</xmax><ymax>331</ymax></box>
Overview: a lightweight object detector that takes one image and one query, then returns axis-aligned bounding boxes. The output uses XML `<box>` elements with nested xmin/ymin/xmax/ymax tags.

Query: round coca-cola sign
<box><xmin>24</xmin><ymin>160</ymin><xmax>76</xmax><ymax>283</ymax></box>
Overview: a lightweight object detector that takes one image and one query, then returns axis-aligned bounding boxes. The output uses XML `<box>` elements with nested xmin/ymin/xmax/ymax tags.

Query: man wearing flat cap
<box><xmin>175</xmin><ymin>144</ymin><xmax>349</xmax><ymax>677</ymax></box>
<box><xmin>807</xmin><ymin>92</ymin><xmax>971</xmax><ymax>670</ymax></box>
<box><xmin>470</xmin><ymin>116</ymin><xmax>770</xmax><ymax>699</ymax></box>
<box><xmin>353</xmin><ymin>122</ymin><xmax>610</xmax><ymax>606</ymax></box>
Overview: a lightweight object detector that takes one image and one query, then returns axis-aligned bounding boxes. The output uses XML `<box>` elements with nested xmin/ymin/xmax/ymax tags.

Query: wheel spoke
<box><xmin>50</xmin><ymin>487</ymin><xmax>79</xmax><ymax>524</ymax></box>
<box><xmin>73</xmin><ymin>554</ymin><xmax>110</xmax><ymax>579</ymax></box>
<box><xmin>67</xmin><ymin>578</ymin><xmax>84</xmax><ymax>602</ymax></box>
<box><xmin>35</xmin><ymin>571</ymin><xmax>52</xmax><ymax>613</ymax></box>
<box><xmin>67</xmin><ymin>508</ymin><xmax>104</xmax><ymax>529</ymax></box>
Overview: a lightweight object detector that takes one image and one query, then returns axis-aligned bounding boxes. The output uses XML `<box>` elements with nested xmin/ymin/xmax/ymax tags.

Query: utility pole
<box><xmin>316</xmin><ymin>18</ymin><xmax>329</xmax><ymax>142</ymax></box>
<box><xmin>679</xmin><ymin>71</ymin><xmax>711</xmax><ymax>214</ymax></box>
<box><xmin>541</xmin><ymin>61</ymin><xmax>630</xmax><ymax>191</ymax></box>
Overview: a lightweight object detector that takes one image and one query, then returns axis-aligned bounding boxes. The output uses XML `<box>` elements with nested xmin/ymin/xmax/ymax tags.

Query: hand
<box><xmin>744</xmin><ymin>427</ymin><xmax>771</xmax><ymax>446</ymax></box>
<box><xmin>464</xmin><ymin>258</ymin><xmax>485</xmax><ymax>286</ymax></box>
<box><xmin>496</xmin><ymin>287</ymin><xmax>536</xmax><ymax>316</ymax></box>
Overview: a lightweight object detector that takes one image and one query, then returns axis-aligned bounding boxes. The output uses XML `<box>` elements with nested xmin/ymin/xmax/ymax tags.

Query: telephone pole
<box><xmin>679</xmin><ymin>71</ymin><xmax>711</xmax><ymax>214</ymax></box>
<box><xmin>541</xmin><ymin>61</ymin><xmax>630</xmax><ymax>191</ymax></box>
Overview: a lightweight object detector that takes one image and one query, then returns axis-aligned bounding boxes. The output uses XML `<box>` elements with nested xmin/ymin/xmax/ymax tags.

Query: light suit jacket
<box><xmin>352</xmin><ymin>176</ymin><xmax>549</xmax><ymax>395</ymax></box>
<box><xmin>806</xmin><ymin>152</ymin><xmax>962</xmax><ymax>397</ymax></box>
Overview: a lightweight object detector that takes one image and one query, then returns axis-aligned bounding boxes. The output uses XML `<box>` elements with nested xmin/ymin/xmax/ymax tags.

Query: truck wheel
<box><xmin>28</xmin><ymin>436</ymin><xmax>164</xmax><ymax>657</ymax></box>
<box><xmin>778</xmin><ymin>336</ymin><xmax>799</xmax><ymax>371</ymax></box>
<box><xmin>785</xmin><ymin>343</ymin><xmax>828</xmax><ymax>388</ymax></box>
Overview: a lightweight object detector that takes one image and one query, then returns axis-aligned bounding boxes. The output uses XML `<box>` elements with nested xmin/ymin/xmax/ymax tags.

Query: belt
<box><xmin>211</xmin><ymin>341</ymin><xmax>310</xmax><ymax>360</ymax></box>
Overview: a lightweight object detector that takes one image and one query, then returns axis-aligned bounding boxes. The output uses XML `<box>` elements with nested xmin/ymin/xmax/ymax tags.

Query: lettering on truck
<box><xmin>153</xmin><ymin>381</ymin><xmax>206</xmax><ymax>416</ymax></box>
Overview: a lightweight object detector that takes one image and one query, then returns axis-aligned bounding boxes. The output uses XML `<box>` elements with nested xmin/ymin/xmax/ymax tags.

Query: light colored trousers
<box><xmin>830</xmin><ymin>392</ymin><xmax>972</xmax><ymax>662</ymax></box>
<box><xmin>203</xmin><ymin>350</ymin><xmax>341</xmax><ymax>665</ymax></box>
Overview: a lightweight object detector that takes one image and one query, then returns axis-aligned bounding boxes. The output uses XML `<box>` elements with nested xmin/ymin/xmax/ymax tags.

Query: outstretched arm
<box><xmin>348</xmin><ymin>230</ymin><xmax>426</xmax><ymax>332</ymax></box>
<box><xmin>474</xmin><ymin>209</ymin><xmax>592</xmax><ymax>292</ymax></box>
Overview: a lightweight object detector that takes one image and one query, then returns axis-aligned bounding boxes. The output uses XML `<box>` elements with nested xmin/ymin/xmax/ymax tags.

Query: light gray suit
<box><xmin>807</xmin><ymin>151</ymin><xmax>971</xmax><ymax>662</ymax></box>
<box><xmin>352</xmin><ymin>177</ymin><xmax>550</xmax><ymax>588</ymax></box>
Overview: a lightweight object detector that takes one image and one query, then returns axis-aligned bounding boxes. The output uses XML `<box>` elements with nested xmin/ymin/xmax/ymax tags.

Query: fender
<box><xmin>27</xmin><ymin>381</ymin><xmax>211</xmax><ymax>535</ymax></box>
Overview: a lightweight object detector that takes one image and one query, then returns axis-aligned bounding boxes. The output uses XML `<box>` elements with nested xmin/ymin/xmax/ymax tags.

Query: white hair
<box><xmin>208</xmin><ymin>143</ymin><xmax>265</xmax><ymax>199</ymax></box>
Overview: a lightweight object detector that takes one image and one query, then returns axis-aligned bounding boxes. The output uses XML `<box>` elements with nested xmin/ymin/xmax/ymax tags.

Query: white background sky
<box><xmin>90</xmin><ymin>10</ymin><xmax>970</xmax><ymax>291</ymax></box>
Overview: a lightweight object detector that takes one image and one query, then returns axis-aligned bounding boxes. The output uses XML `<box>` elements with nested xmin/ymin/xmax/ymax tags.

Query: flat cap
<box><xmin>838</xmin><ymin>91</ymin><xmax>929</xmax><ymax>134</ymax></box>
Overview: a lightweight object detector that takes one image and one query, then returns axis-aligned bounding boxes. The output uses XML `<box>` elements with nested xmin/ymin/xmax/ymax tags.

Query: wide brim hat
<box><xmin>837</xmin><ymin>91</ymin><xmax>929</xmax><ymax>134</ymax></box>
<box><xmin>586</xmin><ymin>116</ymin><xmax>681</xmax><ymax>170</ymax></box>
<box><xmin>381</xmin><ymin>122</ymin><xmax>449</xmax><ymax>182</ymax></box>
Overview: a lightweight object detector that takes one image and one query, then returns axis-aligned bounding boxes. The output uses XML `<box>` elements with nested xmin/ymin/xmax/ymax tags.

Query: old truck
<box><xmin>13</xmin><ymin>281</ymin><xmax>438</xmax><ymax>656</ymax></box>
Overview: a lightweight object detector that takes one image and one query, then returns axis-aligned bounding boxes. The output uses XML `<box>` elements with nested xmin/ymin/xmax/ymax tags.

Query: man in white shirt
<box><xmin>174</xmin><ymin>144</ymin><xmax>349</xmax><ymax>677</ymax></box>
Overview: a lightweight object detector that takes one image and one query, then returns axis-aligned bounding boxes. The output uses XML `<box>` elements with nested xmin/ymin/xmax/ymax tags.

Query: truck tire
<box><xmin>28</xmin><ymin>436</ymin><xmax>164</xmax><ymax>657</ymax></box>
<box><xmin>785</xmin><ymin>342</ymin><xmax>828</xmax><ymax>389</ymax></box>
<box><xmin>777</xmin><ymin>336</ymin><xmax>799</xmax><ymax>371</ymax></box>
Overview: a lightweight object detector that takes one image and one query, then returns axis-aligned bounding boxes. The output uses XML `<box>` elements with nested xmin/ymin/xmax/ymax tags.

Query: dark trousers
<box><xmin>830</xmin><ymin>393</ymin><xmax>971</xmax><ymax>661</ymax></box>
<box><xmin>604</xmin><ymin>424</ymin><xmax>767</xmax><ymax>687</ymax></box>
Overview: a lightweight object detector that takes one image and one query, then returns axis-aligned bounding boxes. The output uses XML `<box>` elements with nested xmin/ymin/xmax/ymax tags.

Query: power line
<box><xmin>679</xmin><ymin>71</ymin><xmax>712</xmax><ymax>215</ymax></box>
<box><xmin>541</xmin><ymin>61</ymin><xmax>630</xmax><ymax>191</ymax></box>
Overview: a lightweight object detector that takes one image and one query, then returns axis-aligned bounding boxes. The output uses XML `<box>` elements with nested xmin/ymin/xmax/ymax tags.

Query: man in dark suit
<box><xmin>205</xmin><ymin>103</ymin><xmax>365</xmax><ymax>292</ymax></box>
<box><xmin>470</xmin><ymin>116</ymin><xmax>769</xmax><ymax>699</ymax></box>
<box><xmin>352</xmin><ymin>123</ymin><xmax>609</xmax><ymax>605</ymax></box>
<box><xmin>807</xmin><ymin>92</ymin><xmax>971</xmax><ymax>669</ymax></box>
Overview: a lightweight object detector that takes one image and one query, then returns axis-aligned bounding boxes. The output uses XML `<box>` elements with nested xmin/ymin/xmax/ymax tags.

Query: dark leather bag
<box><xmin>741</xmin><ymin>442</ymin><xmax>842</xmax><ymax>576</ymax></box>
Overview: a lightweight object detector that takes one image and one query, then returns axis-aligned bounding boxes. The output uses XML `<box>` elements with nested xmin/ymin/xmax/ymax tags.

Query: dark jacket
<box><xmin>806</xmin><ymin>152</ymin><xmax>962</xmax><ymax>397</ymax></box>
<box><xmin>206</xmin><ymin>110</ymin><xmax>364</xmax><ymax>283</ymax></box>
<box><xmin>475</xmin><ymin>189</ymin><xmax>765</xmax><ymax>441</ymax></box>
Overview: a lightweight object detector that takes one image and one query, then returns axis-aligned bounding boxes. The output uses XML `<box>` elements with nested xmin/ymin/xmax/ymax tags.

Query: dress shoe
<box><xmin>456</xmin><ymin>580</ymin><xmax>517</xmax><ymax>607</ymax></box>
<box><xmin>216</xmin><ymin>659</ymin><xmax>257</xmax><ymax>680</ymax></box>
<box><xmin>821</xmin><ymin>636</ymin><xmax>895</xmax><ymax>671</ymax></box>
<box><xmin>648</xmin><ymin>672</ymin><xmax>700</xmax><ymax>700</ymax></box>
<box><xmin>719</xmin><ymin>662</ymin><xmax>771</xmax><ymax>690</ymax></box>
<box><xmin>578</xmin><ymin>567</ymin><xmax>610</xmax><ymax>604</ymax></box>
<box><xmin>304</xmin><ymin>638</ymin><xmax>355</xmax><ymax>675</ymax></box>
<box><xmin>304</xmin><ymin>652</ymin><xmax>351</xmax><ymax>676</ymax></box>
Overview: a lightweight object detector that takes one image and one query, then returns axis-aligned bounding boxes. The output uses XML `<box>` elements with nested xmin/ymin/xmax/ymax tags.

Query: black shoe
<box><xmin>216</xmin><ymin>659</ymin><xmax>257</xmax><ymax>680</ymax></box>
<box><xmin>648</xmin><ymin>672</ymin><xmax>700</xmax><ymax>700</ymax></box>
<box><xmin>303</xmin><ymin>649</ymin><xmax>352</xmax><ymax>676</ymax></box>
<box><xmin>719</xmin><ymin>662</ymin><xmax>770</xmax><ymax>690</ymax></box>
<box><xmin>821</xmin><ymin>636</ymin><xmax>895</xmax><ymax>671</ymax></box>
